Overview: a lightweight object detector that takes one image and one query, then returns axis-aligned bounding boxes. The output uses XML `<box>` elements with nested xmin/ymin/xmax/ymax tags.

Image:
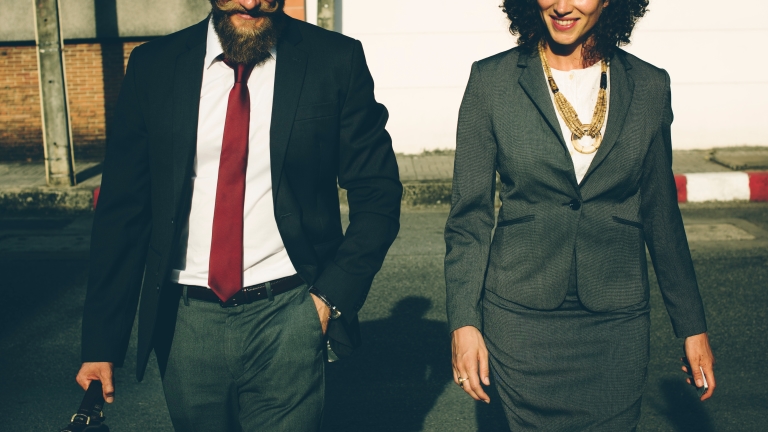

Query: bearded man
<box><xmin>74</xmin><ymin>1</ymin><xmax>402</xmax><ymax>430</ymax></box>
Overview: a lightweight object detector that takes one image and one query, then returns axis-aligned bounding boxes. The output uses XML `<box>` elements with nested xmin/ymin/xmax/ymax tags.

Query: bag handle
<box><xmin>78</xmin><ymin>380</ymin><xmax>105</xmax><ymax>416</ymax></box>
<box><xmin>61</xmin><ymin>380</ymin><xmax>106</xmax><ymax>430</ymax></box>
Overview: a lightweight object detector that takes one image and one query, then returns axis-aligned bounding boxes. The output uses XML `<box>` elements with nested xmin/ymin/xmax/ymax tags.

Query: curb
<box><xmin>0</xmin><ymin>186</ymin><xmax>96</xmax><ymax>213</ymax></box>
<box><xmin>675</xmin><ymin>172</ymin><xmax>768</xmax><ymax>203</ymax></box>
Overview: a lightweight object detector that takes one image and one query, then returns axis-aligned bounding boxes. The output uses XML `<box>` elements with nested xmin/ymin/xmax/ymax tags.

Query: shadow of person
<box><xmin>646</xmin><ymin>377</ymin><xmax>715</xmax><ymax>432</ymax></box>
<box><xmin>321</xmin><ymin>297</ymin><xmax>452</xmax><ymax>432</ymax></box>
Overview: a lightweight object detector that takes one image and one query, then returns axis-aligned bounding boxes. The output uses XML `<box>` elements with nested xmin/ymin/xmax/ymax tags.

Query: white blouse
<box><xmin>544</xmin><ymin>61</ymin><xmax>610</xmax><ymax>184</ymax></box>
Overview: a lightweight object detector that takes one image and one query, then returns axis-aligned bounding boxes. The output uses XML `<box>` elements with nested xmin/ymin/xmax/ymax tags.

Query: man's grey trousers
<box><xmin>161</xmin><ymin>284</ymin><xmax>325</xmax><ymax>432</ymax></box>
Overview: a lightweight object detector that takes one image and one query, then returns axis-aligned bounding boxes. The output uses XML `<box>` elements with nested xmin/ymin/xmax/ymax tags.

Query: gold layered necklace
<box><xmin>538</xmin><ymin>41</ymin><xmax>608</xmax><ymax>155</ymax></box>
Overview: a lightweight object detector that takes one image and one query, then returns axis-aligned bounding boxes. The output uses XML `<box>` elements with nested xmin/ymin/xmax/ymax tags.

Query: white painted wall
<box><xmin>306</xmin><ymin>0</ymin><xmax>318</xmax><ymax>26</ymax></box>
<box><xmin>341</xmin><ymin>0</ymin><xmax>768</xmax><ymax>153</ymax></box>
<box><xmin>622</xmin><ymin>2</ymin><xmax>767</xmax><ymax>149</ymax></box>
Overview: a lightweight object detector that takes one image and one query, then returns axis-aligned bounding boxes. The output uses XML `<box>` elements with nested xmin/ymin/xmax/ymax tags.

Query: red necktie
<box><xmin>208</xmin><ymin>60</ymin><xmax>255</xmax><ymax>302</ymax></box>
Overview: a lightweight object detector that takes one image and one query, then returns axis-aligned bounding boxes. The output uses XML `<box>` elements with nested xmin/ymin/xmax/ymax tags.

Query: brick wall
<box><xmin>0</xmin><ymin>42</ymin><xmax>144</xmax><ymax>162</ymax></box>
<box><xmin>284</xmin><ymin>0</ymin><xmax>306</xmax><ymax>20</ymax></box>
<box><xmin>0</xmin><ymin>0</ymin><xmax>305</xmax><ymax>162</ymax></box>
<box><xmin>0</xmin><ymin>46</ymin><xmax>44</xmax><ymax>161</ymax></box>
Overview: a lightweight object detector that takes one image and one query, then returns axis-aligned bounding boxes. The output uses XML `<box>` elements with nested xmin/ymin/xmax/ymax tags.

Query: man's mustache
<box><xmin>213</xmin><ymin>0</ymin><xmax>281</xmax><ymax>17</ymax></box>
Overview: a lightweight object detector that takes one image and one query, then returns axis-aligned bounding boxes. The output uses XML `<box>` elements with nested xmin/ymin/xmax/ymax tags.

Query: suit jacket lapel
<box><xmin>517</xmin><ymin>51</ymin><xmax>567</xmax><ymax>151</ymax></box>
<box><xmin>582</xmin><ymin>51</ymin><xmax>634</xmax><ymax>182</ymax></box>
<box><xmin>172</xmin><ymin>19</ymin><xmax>207</xmax><ymax>209</ymax></box>
<box><xmin>270</xmin><ymin>20</ymin><xmax>307</xmax><ymax>201</ymax></box>
<box><xmin>517</xmin><ymin>51</ymin><xmax>580</xmax><ymax>190</ymax></box>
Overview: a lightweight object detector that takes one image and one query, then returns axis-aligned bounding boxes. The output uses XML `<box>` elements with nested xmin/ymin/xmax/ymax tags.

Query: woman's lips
<box><xmin>551</xmin><ymin>17</ymin><xmax>578</xmax><ymax>31</ymax></box>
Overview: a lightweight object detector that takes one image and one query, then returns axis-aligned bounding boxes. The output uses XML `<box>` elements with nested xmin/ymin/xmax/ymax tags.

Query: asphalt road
<box><xmin>0</xmin><ymin>203</ymin><xmax>766</xmax><ymax>431</ymax></box>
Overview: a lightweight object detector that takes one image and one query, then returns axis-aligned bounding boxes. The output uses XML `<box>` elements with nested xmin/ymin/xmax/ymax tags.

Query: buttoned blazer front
<box><xmin>444</xmin><ymin>47</ymin><xmax>706</xmax><ymax>339</ymax></box>
<box><xmin>81</xmin><ymin>17</ymin><xmax>402</xmax><ymax>380</ymax></box>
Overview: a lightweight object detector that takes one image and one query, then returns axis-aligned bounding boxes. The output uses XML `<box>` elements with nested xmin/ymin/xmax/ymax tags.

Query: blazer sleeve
<box><xmin>312</xmin><ymin>40</ymin><xmax>402</xmax><ymax>322</ymax></box>
<box><xmin>640</xmin><ymin>70</ymin><xmax>707</xmax><ymax>338</ymax></box>
<box><xmin>444</xmin><ymin>62</ymin><xmax>498</xmax><ymax>333</ymax></box>
<box><xmin>81</xmin><ymin>47</ymin><xmax>152</xmax><ymax>366</ymax></box>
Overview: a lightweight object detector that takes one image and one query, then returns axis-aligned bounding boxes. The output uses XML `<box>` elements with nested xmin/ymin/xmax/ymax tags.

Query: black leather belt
<box><xmin>174</xmin><ymin>274</ymin><xmax>305</xmax><ymax>307</ymax></box>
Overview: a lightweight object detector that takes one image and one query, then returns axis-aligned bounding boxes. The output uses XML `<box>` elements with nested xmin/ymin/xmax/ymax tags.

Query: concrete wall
<box><xmin>0</xmin><ymin>1</ymin><xmax>306</xmax><ymax>162</ymax></box>
<box><xmin>1</xmin><ymin>0</ymin><xmax>308</xmax><ymax>42</ymax></box>
<box><xmin>4</xmin><ymin>1</ymin><xmax>763</xmax><ymax>153</ymax></box>
<box><xmin>0</xmin><ymin>0</ymin><xmax>211</xmax><ymax>42</ymax></box>
<box><xmin>342</xmin><ymin>0</ymin><xmax>768</xmax><ymax>153</ymax></box>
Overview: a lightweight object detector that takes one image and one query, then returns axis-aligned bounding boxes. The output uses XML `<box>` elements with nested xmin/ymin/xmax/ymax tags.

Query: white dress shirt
<box><xmin>171</xmin><ymin>18</ymin><xmax>297</xmax><ymax>288</ymax></box>
<box><xmin>545</xmin><ymin>62</ymin><xmax>610</xmax><ymax>184</ymax></box>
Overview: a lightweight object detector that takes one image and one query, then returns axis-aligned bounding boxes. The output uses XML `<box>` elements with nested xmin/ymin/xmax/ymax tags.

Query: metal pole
<box><xmin>317</xmin><ymin>0</ymin><xmax>334</xmax><ymax>31</ymax></box>
<box><xmin>33</xmin><ymin>0</ymin><xmax>76</xmax><ymax>187</ymax></box>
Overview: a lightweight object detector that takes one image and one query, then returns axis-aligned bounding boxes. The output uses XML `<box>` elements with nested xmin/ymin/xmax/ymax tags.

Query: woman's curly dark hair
<box><xmin>502</xmin><ymin>0</ymin><xmax>649</xmax><ymax>63</ymax></box>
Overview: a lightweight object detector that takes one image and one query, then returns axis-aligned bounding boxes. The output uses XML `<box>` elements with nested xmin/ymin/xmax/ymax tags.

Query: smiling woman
<box><xmin>503</xmin><ymin>0</ymin><xmax>648</xmax><ymax>67</ymax></box>
<box><xmin>445</xmin><ymin>0</ymin><xmax>716</xmax><ymax>430</ymax></box>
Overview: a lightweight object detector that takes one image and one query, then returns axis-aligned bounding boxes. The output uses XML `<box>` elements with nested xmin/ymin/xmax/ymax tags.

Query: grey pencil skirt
<box><xmin>483</xmin><ymin>284</ymin><xmax>651</xmax><ymax>431</ymax></box>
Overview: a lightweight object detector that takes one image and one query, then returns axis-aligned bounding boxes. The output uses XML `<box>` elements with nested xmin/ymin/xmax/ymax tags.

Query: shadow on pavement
<box><xmin>0</xmin><ymin>259</ymin><xmax>88</xmax><ymax>340</ymax></box>
<box><xmin>647</xmin><ymin>378</ymin><xmax>715</xmax><ymax>432</ymax></box>
<box><xmin>322</xmin><ymin>296</ymin><xmax>452</xmax><ymax>432</ymax></box>
<box><xmin>75</xmin><ymin>162</ymin><xmax>103</xmax><ymax>184</ymax></box>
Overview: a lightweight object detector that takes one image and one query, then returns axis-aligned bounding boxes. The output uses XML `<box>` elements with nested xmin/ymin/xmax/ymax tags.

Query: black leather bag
<box><xmin>60</xmin><ymin>380</ymin><xmax>109</xmax><ymax>432</ymax></box>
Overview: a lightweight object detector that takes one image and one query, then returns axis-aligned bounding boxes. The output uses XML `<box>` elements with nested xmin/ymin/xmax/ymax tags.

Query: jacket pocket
<box><xmin>612</xmin><ymin>216</ymin><xmax>643</xmax><ymax>230</ymax></box>
<box><xmin>583</xmin><ymin>217</ymin><xmax>646</xmax><ymax>306</ymax></box>
<box><xmin>488</xmin><ymin>214</ymin><xmax>537</xmax><ymax>278</ymax></box>
<box><xmin>496</xmin><ymin>214</ymin><xmax>535</xmax><ymax>228</ymax></box>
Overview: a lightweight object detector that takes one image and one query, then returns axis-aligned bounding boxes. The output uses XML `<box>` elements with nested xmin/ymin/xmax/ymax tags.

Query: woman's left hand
<box><xmin>681</xmin><ymin>332</ymin><xmax>716</xmax><ymax>401</ymax></box>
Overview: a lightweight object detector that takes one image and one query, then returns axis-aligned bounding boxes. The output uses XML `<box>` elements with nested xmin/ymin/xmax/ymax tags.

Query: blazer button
<box><xmin>569</xmin><ymin>199</ymin><xmax>581</xmax><ymax>211</ymax></box>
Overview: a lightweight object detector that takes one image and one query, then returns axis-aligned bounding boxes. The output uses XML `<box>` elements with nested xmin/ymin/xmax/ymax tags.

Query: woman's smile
<box><xmin>538</xmin><ymin>0</ymin><xmax>607</xmax><ymax>55</ymax></box>
<box><xmin>550</xmin><ymin>16</ymin><xmax>579</xmax><ymax>31</ymax></box>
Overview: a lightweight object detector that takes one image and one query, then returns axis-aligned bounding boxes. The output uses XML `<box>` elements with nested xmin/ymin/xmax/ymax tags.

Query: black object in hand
<box><xmin>60</xmin><ymin>380</ymin><xmax>109</xmax><ymax>432</ymax></box>
<box><xmin>682</xmin><ymin>351</ymin><xmax>708</xmax><ymax>398</ymax></box>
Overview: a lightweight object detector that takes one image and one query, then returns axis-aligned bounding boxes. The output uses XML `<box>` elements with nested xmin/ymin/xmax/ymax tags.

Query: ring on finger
<box><xmin>458</xmin><ymin>377</ymin><xmax>467</xmax><ymax>388</ymax></box>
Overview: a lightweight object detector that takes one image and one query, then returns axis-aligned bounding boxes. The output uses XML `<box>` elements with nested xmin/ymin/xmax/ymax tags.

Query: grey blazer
<box><xmin>444</xmin><ymin>47</ymin><xmax>707</xmax><ymax>339</ymax></box>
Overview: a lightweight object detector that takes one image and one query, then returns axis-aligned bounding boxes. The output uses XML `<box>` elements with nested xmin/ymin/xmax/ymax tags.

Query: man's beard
<box><xmin>210</xmin><ymin>0</ymin><xmax>285</xmax><ymax>65</ymax></box>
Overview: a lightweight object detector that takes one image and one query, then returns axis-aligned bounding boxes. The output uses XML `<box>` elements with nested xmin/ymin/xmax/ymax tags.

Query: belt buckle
<box><xmin>219</xmin><ymin>288</ymin><xmax>248</xmax><ymax>308</ymax></box>
<box><xmin>219</xmin><ymin>297</ymin><xmax>241</xmax><ymax>308</ymax></box>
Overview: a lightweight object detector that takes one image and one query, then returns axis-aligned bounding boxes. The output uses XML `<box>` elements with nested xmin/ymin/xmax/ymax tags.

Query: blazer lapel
<box><xmin>270</xmin><ymin>20</ymin><xmax>308</xmax><ymax>201</ymax></box>
<box><xmin>517</xmin><ymin>52</ymin><xmax>567</xmax><ymax>151</ymax></box>
<box><xmin>582</xmin><ymin>51</ymin><xmax>634</xmax><ymax>182</ymax></box>
<box><xmin>517</xmin><ymin>51</ymin><xmax>580</xmax><ymax>190</ymax></box>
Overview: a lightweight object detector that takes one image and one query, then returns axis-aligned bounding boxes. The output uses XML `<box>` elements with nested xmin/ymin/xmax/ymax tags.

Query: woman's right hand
<box><xmin>451</xmin><ymin>325</ymin><xmax>491</xmax><ymax>403</ymax></box>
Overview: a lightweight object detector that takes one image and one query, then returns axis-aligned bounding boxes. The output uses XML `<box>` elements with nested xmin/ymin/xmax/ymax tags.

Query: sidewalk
<box><xmin>0</xmin><ymin>161</ymin><xmax>102</xmax><ymax>213</ymax></box>
<box><xmin>1</xmin><ymin>147</ymin><xmax>767</xmax><ymax>212</ymax></box>
<box><xmin>396</xmin><ymin>147</ymin><xmax>768</xmax><ymax>206</ymax></box>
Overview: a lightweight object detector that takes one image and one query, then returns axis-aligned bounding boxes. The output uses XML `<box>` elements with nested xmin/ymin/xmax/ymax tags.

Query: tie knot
<box><xmin>224</xmin><ymin>59</ymin><xmax>255</xmax><ymax>83</ymax></box>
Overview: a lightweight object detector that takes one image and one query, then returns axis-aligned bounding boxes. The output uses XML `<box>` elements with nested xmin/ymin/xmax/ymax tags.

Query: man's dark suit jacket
<box><xmin>445</xmin><ymin>47</ymin><xmax>707</xmax><ymax>339</ymax></box>
<box><xmin>81</xmin><ymin>16</ymin><xmax>402</xmax><ymax>380</ymax></box>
